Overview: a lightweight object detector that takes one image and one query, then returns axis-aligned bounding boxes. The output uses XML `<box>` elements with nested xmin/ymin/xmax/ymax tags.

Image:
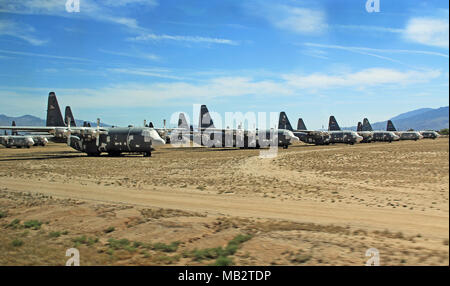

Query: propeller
<box><xmin>65</xmin><ymin>117</ymin><xmax>72</xmax><ymax>146</ymax></box>
<box><xmin>95</xmin><ymin>118</ymin><xmax>100</xmax><ymax>146</ymax></box>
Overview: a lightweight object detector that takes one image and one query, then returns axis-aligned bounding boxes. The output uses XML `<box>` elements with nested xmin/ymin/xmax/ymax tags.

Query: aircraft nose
<box><xmin>153</xmin><ymin>137</ymin><xmax>166</xmax><ymax>146</ymax></box>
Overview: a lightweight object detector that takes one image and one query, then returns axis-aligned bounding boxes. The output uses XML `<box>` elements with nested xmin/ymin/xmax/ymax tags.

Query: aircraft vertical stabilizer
<box><xmin>362</xmin><ymin>118</ymin><xmax>373</xmax><ymax>131</ymax></box>
<box><xmin>387</xmin><ymin>120</ymin><xmax>397</xmax><ymax>131</ymax></box>
<box><xmin>12</xmin><ymin>121</ymin><xmax>17</xmax><ymax>135</ymax></box>
<box><xmin>199</xmin><ymin>105</ymin><xmax>215</xmax><ymax>129</ymax></box>
<box><xmin>65</xmin><ymin>106</ymin><xmax>77</xmax><ymax>127</ymax></box>
<box><xmin>46</xmin><ymin>92</ymin><xmax>65</xmax><ymax>127</ymax></box>
<box><xmin>297</xmin><ymin>118</ymin><xmax>307</xmax><ymax>131</ymax></box>
<box><xmin>328</xmin><ymin>116</ymin><xmax>341</xmax><ymax>131</ymax></box>
<box><xmin>178</xmin><ymin>113</ymin><xmax>190</xmax><ymax>130</ymax></box>
<box><xmin>278</xmin><ymin>112</ymin><xmax>293</xmax><ymax>131</ymax></box>
<box><xmin>357</xmin><ymin>122</ymin><xmax>362</xmax><ymax>132</ymax></box>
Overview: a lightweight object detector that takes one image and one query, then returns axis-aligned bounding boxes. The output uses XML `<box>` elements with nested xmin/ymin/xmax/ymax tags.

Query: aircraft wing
<box><xmin>0</xmin><ymin>126</ymin><xmax>56</xmax><ymax>133</ymax></box>
<box><xmin>0</xmin><ymin>126</ymin><xmax>108</xmax><ymax>133</ymax></box>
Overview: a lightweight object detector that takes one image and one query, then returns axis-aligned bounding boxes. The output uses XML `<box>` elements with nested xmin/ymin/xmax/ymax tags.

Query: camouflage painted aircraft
<box><xmin>327</xmin><ymin>116</ymin><xmax>363</xmax><ymax>144</ymax></box>
<box><xmin>171</xmin><ymin>105</ymin><xmax>299</xmax><ymax>149</ymax></box>
<box><xmin>420</xmin><ymin>130</ymin><xmax>440</xmax><ymax>139</ymax></box>
<box><xmin>355</xmin><ymin>118</ymin><xmax>374</xmax><ymax>143</ymax></box>
<box><xmin>386</xmin><ymin>120</ymin><xmax>423</xmax><ymax>141</ymax></box>
<box><xmin>358</xmin><ymin>118</ymin><xmax>399</xmax><ymax>142</ymax></box>
<box><xmin>0</xmin><ymin>92</ymin><xmax>165</xmax><ymax>156</ymax></box>
<box><xmin>278</xmin><ymin>112</ymin><xmax>330</xmax><ymax>145</ymax></box>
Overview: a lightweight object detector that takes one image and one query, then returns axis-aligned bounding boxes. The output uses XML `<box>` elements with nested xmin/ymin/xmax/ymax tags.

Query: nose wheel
<box><xmin>143</xmin><ymin>151</ymin><xmax>152</xmax><ymax>157</ymax></box>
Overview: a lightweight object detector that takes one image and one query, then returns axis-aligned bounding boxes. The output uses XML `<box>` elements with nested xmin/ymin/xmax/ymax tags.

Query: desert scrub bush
<box><xmin>23</xmin><ymin>220</ymin><xmax>43</xmax><ymax>230</ymax></box>
<box><xmin>185</xmin><ymin>234</ymin><xmax>252</xmax><ymax>263</ymax></box>
<box><xmin>72</xmin><ymin>236</ymin><xmax>98</xmax><ymax>246</ymax></box>
<box><xmin>151</xmin><ymin>241</ymin><xmax>181</xmax><ymax>253</ymax></box>
<box><xmin>107</xmin><ymin>238</ymin><xmax>131</xmax><ymax>250</ymax></box>
<box><xmin>212</xmin><ymin>256</ymin><xmax>233</xmax><ymax>266</ymax></box>
<box><xmin>7</xmin><ymin>219</ymin><xmax>21</xmax><ymax>229</ymax></box>
<box><xmin>11</xmin><ymin>239</ymin><xmax>24</xmax><ymax>247</ymax></box>
<box><xmin>104</xmin><ymin>226</ymin><xmax>115</xmax><ymax>233</ymax></box>
<box><xmin>49</xmin><ymin>231</ymin><xmax>61</xmax><ymax>238</ymax></box>
<box><xmin>0</xmin><ymin>210</ymin><xmax>7</xmax><ymax>219</ymax></box>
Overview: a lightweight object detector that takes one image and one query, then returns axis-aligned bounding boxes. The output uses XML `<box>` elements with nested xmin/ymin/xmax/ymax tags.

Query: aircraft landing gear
<box><xmin>282</xmin><ymin>145</ymin><xmax>288</xmax><ymax>149</ymax></box>
<box><xmin>143</xmin><ymin>151</ymin><xmax>152</xmax><ymax>157</ymax></box>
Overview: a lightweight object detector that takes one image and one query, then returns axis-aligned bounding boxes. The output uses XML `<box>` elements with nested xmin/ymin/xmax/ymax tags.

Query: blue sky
<box><xmin>0</xmin><ymin>0</ymin><xmax>448</xmax><ymax>129</ymax></box>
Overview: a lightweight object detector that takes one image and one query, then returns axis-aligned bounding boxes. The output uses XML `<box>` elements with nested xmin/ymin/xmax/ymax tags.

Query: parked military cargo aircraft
<box><xmin>171</xmin><ymin>105</ymin><xmax>299</xmax><ymax>149</ymax></box>
<box><xmin>0</xmin><ymin>92</ymin><xmax>166</xmax><ymax>156</ymax></box>
<box><xmin>327</xmin><ymin>116</ymin><xmax>363</xmax><ymax>144</ymax></box>
<box><xmin>358</xmin><ymin>118</ymin><xmax>399</xmax><ymax>142</ymax></box>
<box><xmin>420</xmin><ymin>130</ymin><xmax>440</xmax><ymax>139</ymax></box>
<box><xmin>278</xmin><ymin>112</ymin><xmax>330</xmax><ymax>145</ymax></box>
<box><xmin>0</xmin><ymin>135</ymin><xmax>34</xmax><ymax>148</ymax></box>
<box><xmin>355</xmin><ymin>118</ymin><xmax>374</xmax><ymax>143</ymax></box>
<box><xmin>1</xmin><ymin>121</ymin><xmax>49</xmax><ymax>147</ymax></box>
<box><xmin>386</xmin><ymin>120</ymin><xmax>423</xmax><ymax>141</ymax></box>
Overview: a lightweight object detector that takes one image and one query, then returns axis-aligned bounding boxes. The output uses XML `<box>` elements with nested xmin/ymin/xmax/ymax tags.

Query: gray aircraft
<box><xmin>359</xmin><ymin>118</ymin><xmax>399</xmax><ymax>142</ymax></box>
<box><xmin>1</xmin><ymin>121</ymin><xmax>49</xmax><ymax>147</ymax></box>
<box><xmin>0</xmin><ymin>135</ymin><xmax>34</xmax><ymax>148</ymax></box>
<box><xmin>356</xmin><ymin>118</ymin><xmax>374</xmax><ymax>143</ymax></box>
<box><xmin>0</xmin><ymin>92</ymin><xmax>166</xmax><ymax>157</ymax></box>
<box><xmin>420</xmin><ymin>130</ymin><xmax>440</xmax><ymax>139</ymax></box>
<box><xmin>327</xmin><ymin>116</ymin><xmax>363</xmax><ymax>144</ymax></box>
<box><xmin>278</xmin><ymin>112</ymin><xmax>330</xmax><ymax>145</ymax></box>
<box><xmin>386</xmin><ymin>120</ymin><xmax>423</xmax><ymax>141</ymax></box>
<box><xmin>171</xmin><ymin>105</ymin><xmax>299</xmax><ymax>149</ymax></box>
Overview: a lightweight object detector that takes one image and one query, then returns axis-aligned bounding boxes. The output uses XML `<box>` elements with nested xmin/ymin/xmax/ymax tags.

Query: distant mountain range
<box><xmin>1</xmin><ymin>106</ymin><xmax>448</xmax><ymax>132</ymax></box>
<box><xmin>0</xmin><ymin>114</ymin><xmax>110</xmax><ymax>129</ymax></box>
<box><xmin>343</xmin><ymin>106</ymin><xmax>449</xmax><ymax>131</ymax></box>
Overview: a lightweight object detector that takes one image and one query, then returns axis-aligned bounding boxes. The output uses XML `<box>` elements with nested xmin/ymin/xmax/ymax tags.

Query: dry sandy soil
<box><xmin>0</xmin><ymin>138</ymin><xmax>448</xmax><ymax>265</ymax></box>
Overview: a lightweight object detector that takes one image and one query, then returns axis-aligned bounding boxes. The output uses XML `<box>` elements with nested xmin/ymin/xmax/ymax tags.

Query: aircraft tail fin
<box><xmin>362</xmin><ymin>118</ymin><xmax>373</xmax><ymax>131</ymax></box>
<box><xmin>178</xmin><ymin>113</ymin><xmax>190</xmax><ymax>130</ymax></box>
<box><xmin>199</xmin><ymin>105</ymin><xmax>215</xmax><ymax>129</ymax></box>
<box><xmin>297</xmin><ymin>118</ymin><xmax>307</xmax><ymax>130</ymax></box>
<box><xmin>64</xmin><ymin>106</ymin><xmax>76</xmax><ymax>127</ymax></box>
<box><xmin>278</xmin><ymin>112</ymin><xmax>293</xmax><ymax>131</ymax></box>
<box><xmin>357</xmin><ymin>122</ymin><xmax>362</xmax><ymax>132</ymax></box>
<box><xmin>12</xmin><ymin>120</ymin><xmax>17</xmax><ymax>135</ymax></box>
<box><xmin>149</xmin><ymin>122</ymin><xmax>154</xmax><ymax>128</ymax></box>
<box><xmin>328</xmin><ymin>116</ymin><xmax>341</xmax><ymax>131</ymax></box>
<box><xmin>46</xmin><ymin>92</ymin><xmax>65</xmax><ymax>127</ymax></box>
<box><xmin>387</xmin><ymin>120</ymin><xmax>397</xmax><ymax>131</ymax></box>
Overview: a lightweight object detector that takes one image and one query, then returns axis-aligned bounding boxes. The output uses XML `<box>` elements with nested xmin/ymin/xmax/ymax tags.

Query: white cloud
<box><xmin>248</xmin><ymin>2</ymin><xmax>327</xmax><ymax>35</ymax></box>
<box><xmin>0</xmin><ymin>0</ymin><xmax>144</xmax><ymax>31</ymax></box>
<box><xmin>273</xmin><ymin>6</ymin><xmax>327</xmax><ymax>34</ymax></box>
<box><xmin>404</xmin><ymin>17</ymin><xmax>449</xmax><ymax>48</ymax></box>
<box><xmin>304</xmin><ymin>43</ymin><xmax>449</xmax><ymax>58</ymax></box>
<box><xmin>0</xmin><ymin>48</ymin><xmax>94</xmax><ymax>62</ymax></box>
<box><xmin>102</xmin><ymin>0</ymin><xmax>158</xmax><ymax>7</ymax></box>
<box><xmin>128</xmin><ymin>33</ymin><xmax>239</xmax><ymax>45</ymax></box>
<box><xmin>282</xmin><ymin>68</ymin><xmax>441</xmax><ymax>89</ymax></box>
<box><xmin>107</xmin><ymin>68</ymin><xmax>184</xmax><ymax>80</ymax></box>
<box><xmin>99</xmin><ymin>49</ymin><xmax>160</xmax><ymax>61</ymax></box>
<box><xmin>0</xmin><ymin>19</ymin><xmax>47</xmax><ymax>46</ymax></box>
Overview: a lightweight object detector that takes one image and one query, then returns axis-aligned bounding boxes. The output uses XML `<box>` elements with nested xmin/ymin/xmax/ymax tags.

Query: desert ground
<box><xmin>0</xmin><ymin>138</ymin><xmax>448</xmax><ymax>266</ymax></box>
